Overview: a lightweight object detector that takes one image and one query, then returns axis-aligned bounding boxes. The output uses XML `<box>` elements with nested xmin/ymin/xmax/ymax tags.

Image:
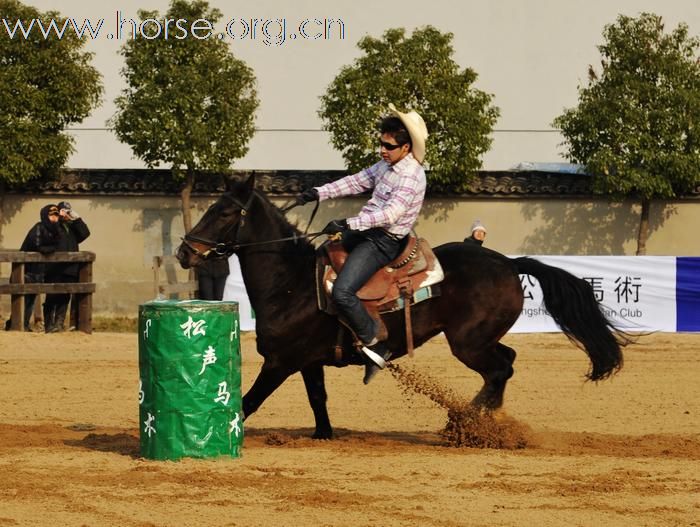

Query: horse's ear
<box><xmin>246</xmin><ymin>173</ymin><xmax>256</xmax><ymax>193</ymax></box>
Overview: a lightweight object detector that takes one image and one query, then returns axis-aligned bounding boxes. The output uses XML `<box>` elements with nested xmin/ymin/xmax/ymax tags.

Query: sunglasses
<box><xmin>379</xmin><ymin>139</ymin><xmax>405</xmax><ymax>151</ymax></box>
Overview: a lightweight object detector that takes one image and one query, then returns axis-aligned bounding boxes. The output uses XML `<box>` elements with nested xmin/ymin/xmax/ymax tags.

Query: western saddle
<box><xmin>316</xmin><ymin>234</ymin><xmax>444</xmax><ymax>357</ymax></box>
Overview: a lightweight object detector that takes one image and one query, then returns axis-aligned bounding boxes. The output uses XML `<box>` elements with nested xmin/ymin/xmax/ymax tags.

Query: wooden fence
<box><xmin>152</xmin><ymin>255</ymin><xmax>198</xmax><ymax>300</ymax></box>
<box><xmin>0</xmin><ymin>250</ymin><xmax>95</xmax><ymax>333</ymax></box>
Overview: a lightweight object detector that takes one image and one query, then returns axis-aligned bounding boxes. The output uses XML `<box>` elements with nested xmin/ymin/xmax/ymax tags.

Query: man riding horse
<box><xmin>298</xmin><ymin>104</ymin><xmax>429</xmax><ymax>384</ymax></box>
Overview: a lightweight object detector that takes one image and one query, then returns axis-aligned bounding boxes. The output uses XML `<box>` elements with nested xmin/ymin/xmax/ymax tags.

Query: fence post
<box><xmin>77</xmin><ymin>258</ymin><xmax>93</xmax><ymax>334</ymax></box>
<box><xmin>153</xmin><ymin>256</ymin><xmax>162</xmax><ymax>298</ymax></box>
<box><xmin>9</xmin><ymin>262</ymin><xmax>23</xmax><ymax>331</ymax></box>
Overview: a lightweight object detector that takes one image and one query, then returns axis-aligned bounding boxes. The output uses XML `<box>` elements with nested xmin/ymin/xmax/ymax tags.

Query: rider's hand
<box><xmin>297</xmin><ymin>188</ymin><xmax>319</xmax><ymax>204</ymax></box>
<box><xmin>322</xmin><ymin>219</ymin><xmax>348</xmax><ymax>236</ymax></box>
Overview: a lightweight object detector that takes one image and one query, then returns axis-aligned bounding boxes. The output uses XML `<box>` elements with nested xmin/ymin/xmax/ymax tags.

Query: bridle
<box><xmin>181</xmin><ymin>191</ymin><xmax>323</xmax><ymax>259</ymax></box>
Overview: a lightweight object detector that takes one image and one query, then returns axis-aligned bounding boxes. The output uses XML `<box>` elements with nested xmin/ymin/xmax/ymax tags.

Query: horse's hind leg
<box><xmin>449</xmin><ymin>339</ymin><xmax>516</xmax><ymax>409</ymax></box>
<box><xmin>301</xmin><ymin>363</ymin><xmax>332</xmax><ymax>439</ymax></box>
<box><xmin>471</xmin><ymin>343</ymin><xmax>516</xmax><ymax>409</ymax></box>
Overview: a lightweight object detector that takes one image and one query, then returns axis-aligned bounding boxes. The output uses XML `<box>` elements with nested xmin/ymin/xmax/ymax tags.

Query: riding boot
<box><xmin>361</xmin><ymin>341</ymin><xmax>392</xmax><ymax>385</ymax></box>
<box><xmin>52</xmin><ymin>302</ymin><xmax>69</xmax><ymax>332</ymax></box>
<box><xmin>371</xmin><ymin>315</ymin><xmax>389</xmax><ymax>342</ymax></box>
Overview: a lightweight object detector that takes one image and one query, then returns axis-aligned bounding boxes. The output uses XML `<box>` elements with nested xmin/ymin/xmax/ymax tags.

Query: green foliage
<box><xmin>554</xmin><ymin>13</ymin><xmax>700</xmax><ymax>200</ymax></box>
<box><xmin>0</xmin><ymin>0</ymin><xmax>102</xmax><ymax>184</ymax></box>
<box><xmin>319</xmin><ymin>26</ymin><xmax>499</xmax><ymax>187</ymax></box>
<box><xmin>110</xmin><ymin>0</ymin><xmax>258</xmax><ymax>176</ymax></box>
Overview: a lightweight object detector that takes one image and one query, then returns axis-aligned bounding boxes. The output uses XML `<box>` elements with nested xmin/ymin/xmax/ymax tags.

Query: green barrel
<box><xmin>138</xmin><ymin>300</ymin><xmax>242</xmax><ymax>460</ymax></box>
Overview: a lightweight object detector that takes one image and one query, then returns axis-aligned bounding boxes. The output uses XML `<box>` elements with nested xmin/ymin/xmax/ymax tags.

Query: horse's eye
<box><xmin>219</xmin><ymin>208</ymin><xmax>235</xmax><ymax>218</ymax></box>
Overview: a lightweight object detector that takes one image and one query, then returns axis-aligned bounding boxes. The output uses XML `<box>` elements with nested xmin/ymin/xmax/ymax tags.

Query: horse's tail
<box><xmin>513</xmin><ymin>256</ymin><xmax>632</xmax><ymax>381</ymax></box>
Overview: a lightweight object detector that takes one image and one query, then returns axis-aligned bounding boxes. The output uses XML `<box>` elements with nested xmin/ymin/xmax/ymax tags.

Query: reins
<box><xmin>182</xmin><ymin>194</ymin><xmax>323</xmax><ymax>258</ymax></box>
<box><xmin>280</xmin><ymin>197</ymin><xmax>320</xmax><ymax>236</ymax></box>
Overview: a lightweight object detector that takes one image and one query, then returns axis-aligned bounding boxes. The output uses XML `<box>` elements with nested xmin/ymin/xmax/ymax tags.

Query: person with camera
<box><xmin>43</xmin><ymin>201</ymin><xmax>90</xmax><ymax>332</ymax></box>
<box><xmin>4</xmin><ymin>204</ymin><xmax>62</xmax><ymax>332</ymax></box>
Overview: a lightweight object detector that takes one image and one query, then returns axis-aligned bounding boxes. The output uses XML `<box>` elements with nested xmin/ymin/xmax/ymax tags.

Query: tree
<box><xmin>319</xmin><ymin>26</ymin><xmax>499</xmax><ymax>187</ymax></box>
<box><xmin>111</xmin><ymin>0</ymin><xmax>258</xmax><ymax>232</ymax></box>
<box><xmin>553</xmin><ymin>13</ymin><xmax>700</xmax><ymax>255</ymax></box>
<box><xmin>0</xmin><ymin>0</ymin><xmax>102</xmax><ymax>207</ymax></box>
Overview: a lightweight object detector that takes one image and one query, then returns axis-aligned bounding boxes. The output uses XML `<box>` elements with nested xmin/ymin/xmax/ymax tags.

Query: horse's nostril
<box><xmin>175</xmin><ymin>245</ymin><xmax>187</xmax><ymax>264</ymax></box>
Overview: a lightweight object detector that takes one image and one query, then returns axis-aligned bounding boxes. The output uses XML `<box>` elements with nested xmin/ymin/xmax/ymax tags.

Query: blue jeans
<box><xmin>332</xmin><ymin>229</ymin><xmax>404</xmax><ymax>344</ymax></box>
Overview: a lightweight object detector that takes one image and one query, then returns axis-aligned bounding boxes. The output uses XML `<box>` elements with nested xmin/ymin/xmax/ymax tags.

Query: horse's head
<box><xmin>176</xmin><ymin>174</ymin><xmax>257</xmax><ymax>269</ymax></box>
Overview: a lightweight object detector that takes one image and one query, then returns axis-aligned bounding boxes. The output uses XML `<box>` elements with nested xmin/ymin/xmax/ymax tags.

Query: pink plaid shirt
<box><xmin>315</xmin><ymin>153</ymin><xmax>426</xmax><ymax>237</ymax></box>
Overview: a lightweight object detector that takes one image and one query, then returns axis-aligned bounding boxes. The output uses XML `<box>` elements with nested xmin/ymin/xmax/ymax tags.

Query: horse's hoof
<box><xmin>470</xmin><ymin>395</ymin><xmax>503</xmax><ymax>410</ymax></box>
<box><xmin>312</xmin><ymin>429</ymin><xmax>333</xmax><ymax>440</ymax></box>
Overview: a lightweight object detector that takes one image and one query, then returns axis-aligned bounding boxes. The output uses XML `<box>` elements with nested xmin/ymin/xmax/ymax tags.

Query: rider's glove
<box><xmin>297</xmin><ymin>188</ymin><xmax>319</xmax><ymax>205</ymax></box>
<box><xmin>322</xmin><ymin>219</ymin><xmax>348</xmax><ymax>235</ymax></box>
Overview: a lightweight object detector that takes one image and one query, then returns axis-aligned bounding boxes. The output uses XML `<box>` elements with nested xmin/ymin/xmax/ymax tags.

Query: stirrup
<box><xmin>360</xmin><ymin>344</ymin><xmax>388</xmax><ymax>369</ymax></box>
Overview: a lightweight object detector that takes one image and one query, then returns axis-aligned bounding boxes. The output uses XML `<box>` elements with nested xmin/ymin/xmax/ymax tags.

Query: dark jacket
<box><xmin>46</xmin><ymin>218</ymin><xmax>91</xmax><ymax>279</ymax></box>
<box><xmin>21</xmin><ymin>205</ymin><xmax>62</xmax><ymax>276</ymax></box>
<box><xmin>463</xmin><ymin>236</ymin><xmax>484</xmax><ymax>247</ymax></box>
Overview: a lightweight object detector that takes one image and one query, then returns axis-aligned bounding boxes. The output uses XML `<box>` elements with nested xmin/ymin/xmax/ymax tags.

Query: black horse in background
<box><xmin>176</xmin><ymin>175</ymin><xmax>631</xmax><ymax>439</ymax></box>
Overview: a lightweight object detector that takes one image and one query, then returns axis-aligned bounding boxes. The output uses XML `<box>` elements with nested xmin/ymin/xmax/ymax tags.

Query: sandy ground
<box><xmin>0</xmin><ymin>330</ymin><xmax>698</xmax><ymax>527</ymax></box>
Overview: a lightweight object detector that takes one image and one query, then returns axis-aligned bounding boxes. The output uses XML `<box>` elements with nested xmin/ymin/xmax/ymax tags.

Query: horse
<box><xmin>176</xmin><ymin>174</ymin><xmax>631</xmax><ymax>439</ymax></box>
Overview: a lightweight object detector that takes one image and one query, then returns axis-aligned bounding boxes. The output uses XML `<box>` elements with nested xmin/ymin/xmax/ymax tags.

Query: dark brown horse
<box><xmin>176</xmin><ymin>175</ymin><xmax>630</xmax><ymax>439</ymax></box>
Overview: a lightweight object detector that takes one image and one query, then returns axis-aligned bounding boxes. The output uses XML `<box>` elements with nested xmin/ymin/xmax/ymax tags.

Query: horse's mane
<box><xmin>259</xmin><ymin>191</ymin><xmax>317</xmax><ymax>249</ymax></box>
<box><xmin>225</xmin><ymin>180</ymin><xmax>316</xmax><ymax>254</ymax></box>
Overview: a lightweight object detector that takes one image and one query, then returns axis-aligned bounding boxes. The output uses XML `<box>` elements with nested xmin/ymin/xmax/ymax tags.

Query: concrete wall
<box><xmin>1</xmin><ymin>194</ymin><xmax>697</xmax><ymax>317</ymax></box>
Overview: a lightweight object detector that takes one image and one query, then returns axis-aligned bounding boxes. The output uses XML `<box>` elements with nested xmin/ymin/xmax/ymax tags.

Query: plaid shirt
<box><xmin>315</xmin><ymin>153</ymin><xmax>426</xmax><ymax>237</ymax></box>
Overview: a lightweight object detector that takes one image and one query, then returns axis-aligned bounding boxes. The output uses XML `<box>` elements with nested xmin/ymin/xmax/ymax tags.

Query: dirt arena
<box><xmin>0</xmin><ymin>331</ymin><xmax>698</xmax><ymax>526</ymax></box>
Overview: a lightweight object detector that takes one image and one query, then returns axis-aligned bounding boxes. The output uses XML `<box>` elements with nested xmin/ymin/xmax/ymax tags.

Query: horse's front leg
<box><xmin>301</xmin><ymin>363</ymin><xmax>332</xmax><ymax>439</ymax></box>
<box><xmin>242</xmin><ymin>361</ymin><xmax>291</xmax><ymax>421</ymax></box>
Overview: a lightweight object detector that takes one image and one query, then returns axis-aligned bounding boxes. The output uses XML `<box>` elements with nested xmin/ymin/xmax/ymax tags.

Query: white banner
<box><xmin>510</xmin><ymin>256</ymin><xmax>677</xmax><ymax>333</ymax></box>
<box><xmin>222</xmin><ymin>255</ymin><xmax>256</xmax><ymax>331</ymax></box>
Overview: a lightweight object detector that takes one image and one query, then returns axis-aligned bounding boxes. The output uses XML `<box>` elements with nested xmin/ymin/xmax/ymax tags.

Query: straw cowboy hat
<box><xmin>388</xmin><ymin>103</ymin><xmax>429</xmax><ymax>164</ymax></box>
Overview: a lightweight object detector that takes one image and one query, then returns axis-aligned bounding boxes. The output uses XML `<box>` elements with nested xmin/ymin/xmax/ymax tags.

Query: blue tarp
<box><xmin>676</xmin><ymin>257</ymin><xmax>700</xmax><ymax>332</ymax></box>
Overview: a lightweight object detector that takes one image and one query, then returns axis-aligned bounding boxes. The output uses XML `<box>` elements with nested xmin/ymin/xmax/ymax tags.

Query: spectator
<box><xmin>43</xmin><ymin>201</ymin><xmax>90</xmax><ymax>333</ymax></box>
<box><xmin>4</xmin><ymin>204</ymin><xmax>61</xmax><ymax>331</ymax></box>
<box><xmin>464</xmin><ymin>220</ymin><xmax>487</xmax><ymax>246</ymax></box>
<box><xmin>196</xmin><ymin>258</ymin><xmax>230</xmax><ymax>300</ymax></box>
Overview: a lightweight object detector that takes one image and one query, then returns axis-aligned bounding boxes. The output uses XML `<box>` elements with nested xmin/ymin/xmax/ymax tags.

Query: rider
<box><xmin>298</xmin><ymin>103</ymin><xmax>428</xmax><ymax>384</ymax></box>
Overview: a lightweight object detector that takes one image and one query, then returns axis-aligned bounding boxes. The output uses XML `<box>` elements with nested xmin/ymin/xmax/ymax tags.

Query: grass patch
<box><xmin>93</xmin><ymin>316</ymin><xmax>138</xmax><ymax>333</ymax></box>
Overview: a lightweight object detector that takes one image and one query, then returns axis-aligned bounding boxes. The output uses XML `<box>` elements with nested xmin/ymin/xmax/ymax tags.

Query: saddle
<box><xmin>316</xmin><ymin>234</ymin><xmax>443</xmax><ymax>357</ymax></box>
